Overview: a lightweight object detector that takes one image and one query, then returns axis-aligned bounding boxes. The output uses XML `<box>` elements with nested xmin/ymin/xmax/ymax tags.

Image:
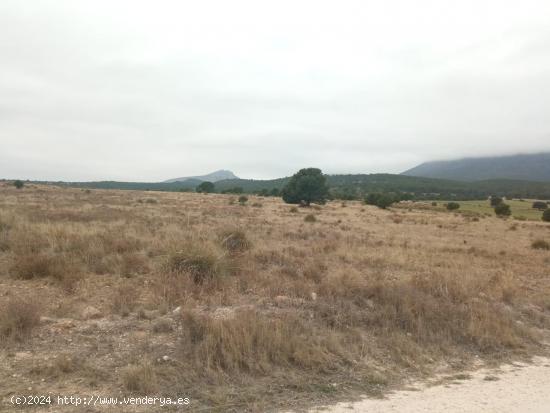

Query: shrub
<box><xmin>281</xmin><ymin>168</ymin><xmax>328</xmax><ymax>206</ymax></box>
<box><xmin>532</xmin><ymin>201</ymin><xmax>548</xmax><ymax>210</ymax></box>
<box><xmin>219</xmin><ymin>229</ymin><xmax>251</xmax><ymax>255</ymax></box>
<box><xmin>531</xmin><ymin>239</ymin><xmax>549</xmax><ymax>250</ymax></box>
<box><xmin>238</xmin><ymin>195</ymin><xmax>248</xmax><ymax>205</ymax></box>
<box><xmin>196</xmin><ymin>181</ymin><xmax>215</xmax><ymax>193</ymax></box>
<box><xmin>13</xmin><ymin>180</ymin><xmax>24</xmax><ymax>189</ymax></box>
<box><xmin>446</xmin><ymin>202</ymin><xmax>460</xmax><ymax>211</ymax></box>
<box><xmin>543</xmin><ymin>209</ymin><xmax>550</xmax><ymax>222</ymax></box>
<box><xmin>289</xmin><ymin>207</ymin><xmax>298</xmax><ymax>213</ymax></box>
<box><xmin>494</xmin><ymin>203</ymin><xmax>511</xmax><ymax>217</ymax></box>
<box><xmin>431</xmin><ymin>202</ymin><xmax>437</xmax><ymax>206</ymax></box>
<box><xmin>304</xmin><ymin>214</ymin><xmax>316</xmax><ymax>223</ymax></box>
<box><xmin>0</xmin><ymin>297</ymin><xmax>41</xmax><ymax>342</ymax></box>
<box><xmin>166</xmin><ymin>244</ymin><xmax>229</xmax><ymax>284</ymax></box>
<box><xmin>490</xmin><ymin>196</ymin><xmax>503</xmax><ymax>207</ymax></box>
<box><xmin>11</xmin><ymin>253</ymin><xmax>63</xmax><ymax>280</ymax></box>
<box><xmin>365</xmin><ymin>193</ymin><xmax>395</xmax><ymax>209</ymax></box>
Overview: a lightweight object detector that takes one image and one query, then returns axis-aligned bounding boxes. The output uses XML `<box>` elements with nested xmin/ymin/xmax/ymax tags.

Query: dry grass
<box><xmin>0</xmin><ymin>184</ymin><xmax>549</xmax><ymax>412</ymax></box>
<box><xmin>122</xmin><ymin>362</ymin><xmax>158</xmax><ymax>394</ymax></box>
<box><xmin>0</xmin><ymin>296</ymin><xmax>41</xmax><ymax>343</ymax></box>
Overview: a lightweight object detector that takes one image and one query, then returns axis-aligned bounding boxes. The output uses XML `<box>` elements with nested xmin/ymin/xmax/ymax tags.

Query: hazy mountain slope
<box><xmin>164</xmin><ymin>169</ymin><xmax>238</xmax><ymax>183</ymax></box>
<box><xmin>402</xmin><ymin>153</ymin><xmax>550</xmax><ymax>182</ymax></box>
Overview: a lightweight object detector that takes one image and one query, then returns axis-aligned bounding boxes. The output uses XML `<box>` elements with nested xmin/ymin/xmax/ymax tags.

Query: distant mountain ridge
<box><xmin>164</xmin><ymin>169</ymin><xmax>238</xmax><ymax>183</ymax></box>
<box><xmin>402</xmin><ymin>152</ymin><xmax>550</xmax><ymax>182</ymax></box>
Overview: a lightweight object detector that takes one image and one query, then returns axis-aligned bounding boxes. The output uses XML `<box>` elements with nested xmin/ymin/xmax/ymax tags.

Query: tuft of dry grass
<box><xmin>121</xmin><ymin>362</ymin><xmax>158</xmax><ymax>394</ymax></box>
<box><xmin>111</xmin><ymin>281</ymin><xmax>139</xmax><ymax>316</ymax></box>
<box><xmin>179</xmin><ymin>310</ymin><xmax>350</xmax><ymax>375</ymax></box>
<box><xmin>0</xmin><ymin>297</ymin><xmax>41</xmax><ymax>343</ymax></box>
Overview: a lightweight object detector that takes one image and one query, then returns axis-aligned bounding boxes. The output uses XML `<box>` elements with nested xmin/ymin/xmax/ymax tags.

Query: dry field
<box><xmin>1</xmin><ymin>183</ymin><xmax>550</xmax><ymax>412</ymax></box>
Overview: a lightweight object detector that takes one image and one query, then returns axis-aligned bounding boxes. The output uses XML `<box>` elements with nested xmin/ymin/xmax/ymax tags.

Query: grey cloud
<box><xmin>1</xmin><ymin>0</ymin><xmax>550</xmax><ymax>181</ymax></box>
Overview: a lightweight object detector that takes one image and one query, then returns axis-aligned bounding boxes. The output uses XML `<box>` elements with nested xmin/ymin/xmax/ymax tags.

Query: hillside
<box><xmin>402</xmin><ymin>152</ymin><xmax>550</xmax><ymax>182</ymax></box>
<box><xmin>163</xmin><ymin>169</ymin><xmax>238</xmax><ymax>183</ymax></box>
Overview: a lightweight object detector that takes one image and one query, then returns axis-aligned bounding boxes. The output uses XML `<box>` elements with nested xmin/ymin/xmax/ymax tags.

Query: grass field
<box><xmin>1</xmin><ymin>183</ymin><xmax>549</xmax><ymax>412</ymax></box>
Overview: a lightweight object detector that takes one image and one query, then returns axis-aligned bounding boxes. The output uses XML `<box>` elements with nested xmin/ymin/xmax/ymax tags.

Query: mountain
<box><xmin>164</xmin><ymin>169</ymin><xmax>238</xmax><ymax>183</ymax></box>
<box><xmin>402</xmin><ymin>152</ymin><xmax>550</xmax><ymax>182</ymax></box>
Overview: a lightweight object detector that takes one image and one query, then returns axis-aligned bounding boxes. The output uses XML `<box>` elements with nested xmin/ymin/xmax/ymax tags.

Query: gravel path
<box><xmin>310</xmin><ymin>357</ymin><xmax>550</xmax><ymax>413</ymax></box>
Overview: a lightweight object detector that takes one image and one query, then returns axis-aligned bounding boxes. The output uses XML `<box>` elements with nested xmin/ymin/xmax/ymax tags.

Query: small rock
<box><xmin>162</xmin><ymin>355</ymin><xmax>170</xmax><ymax>362</ymax></box>
<box><xmin>81</xmin><ymin>306</ymin><xmax>102</xmax><ymax>320</ymax></box>
<box><xmin>172</xmin><ymin>306</ymin><xmax>182</xmax><ymax>315</ymax></box>
<box><xmin>310</xmin><ymin>292</ymin><xmax>317</xmax><ymax>301</ymax></box>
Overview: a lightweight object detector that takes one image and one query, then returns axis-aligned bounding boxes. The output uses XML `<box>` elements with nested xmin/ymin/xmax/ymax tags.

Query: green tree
<box><xmin>13</xmin><ymin>180</ymin><xmax>24</xmax><ymax>189</ymax></box>
<box><xmin>196</xmin><ymin>181</ymin><xmax>215</xmax><ymax>193</ymax></box>
<box><xmin>364</xmin><ymin>193</ymin><xmax>396</xmax><ymax>209</ymax></box>
<box><xmin>490</xmin><ymin>196</ymin><xmax>502</xmax><ymax>207</ymax></box>
<box><xmin>281</xmin><ymin>168</ymin><xmax>328</xmax><ymax>206</ymax></box>
<box><xmin>542</xmin><ymin>209</ymin><xmax>550</xmax><ymax>222</ymax></box>
<box><xmin>238</xmin><ymin>195</ymin><xmax>248</xmax><ymax>205</ymax></box>
<box><xmin>494</xmin><ymin>203</ymin><xmax>511</xmax><ymax>217</ymax></box>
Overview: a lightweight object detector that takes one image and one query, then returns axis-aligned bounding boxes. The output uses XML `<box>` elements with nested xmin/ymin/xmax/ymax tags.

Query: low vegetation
<box><xmin>494</xmin><ymin>203</ymin><xmax>512</xmax><ymax>217</ymax></box>
<box><xmin>0</xmin><ymin>183</ymin><xmax>549</xmax><ymax>412</ymax></box>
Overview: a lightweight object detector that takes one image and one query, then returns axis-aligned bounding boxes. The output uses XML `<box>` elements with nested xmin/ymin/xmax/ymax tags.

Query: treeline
<box><xmin>26</xmin><ymin>173</ymin><xmax>550</xmax><ymax>201</ymax></box>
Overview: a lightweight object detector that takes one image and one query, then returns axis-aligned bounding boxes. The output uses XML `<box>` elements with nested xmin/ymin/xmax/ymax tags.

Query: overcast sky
<box><xmin>1</xmin><ymin>1</ymin><xmax>550</xmax><ymax>181</ymax></box>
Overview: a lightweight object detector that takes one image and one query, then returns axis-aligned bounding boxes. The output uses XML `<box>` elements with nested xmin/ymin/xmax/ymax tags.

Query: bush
<box><xmin>166</xmin><ymin>244</ymin><xmax>230</xmax><ymax>284</ymax></box>
<box><xmin>196</xmin><ymin>181</ymin><xmax>215</xmax><ymax>193</ymax></box>
<box><xmin>446</xmin><ymin>202</ymin><xmax>460</xmax><ymax>211</ymax></box>
<box><xmin>543</xmin><ymin>209</ymin><xmax>550</xmax><ymax>222</ymax></box>
<box><xmin>365</xmin><ymin>193</ymin><xmax>395</xmax><ymax>209</ymax></box>
<box><xmin>531</xmin><ymin>239</ymin><xmax>549</xmax><ymax>250</ymax></box>
<box><xmin>532</xmin><ymin>201</ymin><xmax>548</xmax><ymax>210</ymax></box>
<box><xmin>304</xmin><ymin>214</ymin><xmax>316</xmax><ymax>222</ymax></box>
<box><xmin>219</xmin><ymin>229</ymin><xmax>251</xmax><ymax>255</ymax></box>
<box><xmin>238</xmin><ymin>195</ymin><xmax>248</xmax><ymax>205</ymax></box>
<box><xmin>281</xmin><ymin>168</ymin><xmax>328</xmax><ymax>206</ymax></box>
<box><xmin>289</xmin><ymin>207</ymin><xmax>298</xmax><ymax>213</ymax></box>
<box><xmin>431</xmin><ymin>202</ymin><xmax>437</xmax><ymax>206</ymax></box>
<box><xmin>0</xmin><ymin>297</ymin><xmax>41</xmax><ymax>342</ymax></box>
<box><xmin>13</xmin><ymin>180</ymin><xmax>24</xmax><ymax>189</ymax></box>
<box><xmin>494</xmin><ymin>203</ymin><xmax>511</xmax><ymax>217</ymax></box>
<box><xmin>490</xmin><ymin>196</ymin><xmax>502</xmax><ymax>207</ymax></box>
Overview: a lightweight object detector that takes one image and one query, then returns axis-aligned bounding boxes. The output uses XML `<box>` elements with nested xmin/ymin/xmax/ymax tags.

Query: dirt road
<box><xmin>310</xmin><ymin>357</ymin><xmax>550</xmax><ymax>413</ymax></box>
